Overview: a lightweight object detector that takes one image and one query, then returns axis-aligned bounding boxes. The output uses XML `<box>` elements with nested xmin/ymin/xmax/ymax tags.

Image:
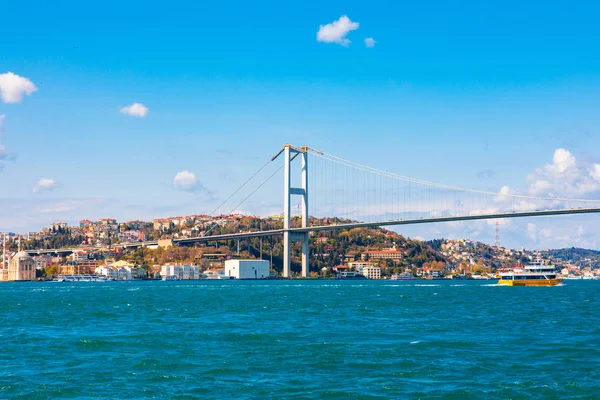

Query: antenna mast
<box><xmin>495</xmin><ymin>221</ymin><xmax>500</xmax><ymax>247</ymax></box>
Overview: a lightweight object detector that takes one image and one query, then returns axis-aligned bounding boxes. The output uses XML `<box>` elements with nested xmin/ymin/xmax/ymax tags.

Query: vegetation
<box><xmin>542</xmin><ymin>248</ymin><xmax>600</xmax><ymax>268</ymax></box>
<box><xmin>14</xmin><ymin>215</ymin><xmax>596</xmax><ymax>278</ymax></box>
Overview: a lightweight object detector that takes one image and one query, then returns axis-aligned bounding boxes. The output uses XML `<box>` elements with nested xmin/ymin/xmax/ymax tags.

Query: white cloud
<box><xmin>317</xmin><ymin>15</ymin><xmax>359</xmax><ymax>46</ymax></box>
<box><xmin>0</xmin><ymin>144</ymin><xmax>7</xmax><ymax>171</ymax></box>
<box><xmin>173</xmin><ymin>170</ymin><xmax>201</xmax><ymax>192</ymax></box>
<box><xmin>33</xmin><ymin>178</ymin><xmax>56</xmax><ymax>193</ymax></box>
<box><xmin>529</xmin><ymin>179</ymin><xmax>552</xmax><ymax>194</ymax></box>
<box><xmin>553</xmin><ymin>148</ymin><xmax>576</xmax><ymax>173</ymax></box>
<box><xmin>0</xmin><ymin>197</ymin><xmax>111</xmax><ymax>232</ymax></box>
<box><xmin>555</xmin><ymin>234</ymin><xmax>571</xmax><ymax>242</ymax></box>
<box><xmin>592</xmin><ymin>164</ymin><xmax>600</xmax><ymax>181</ymax></box>
<box><xmin>526</xmin><ymin>223</ymin><xmax>537</xmax><ymax>241</ymax></box>
<box><xmin>494</xmin><ymin>185</ymin><xmax>511</xmax><ymax>202</ymax></box>
<box><xmin>539</xmin><ymin>228</ymin><xmax>552</xmax><ymax>239</ymax></box>
<box><xmin>120</xmin><ymin>103</ymin><xmax>149</xmax><ymax>118</ymax></box>
<box><xmin>364</xmin><ymin>37</ymin><xmax>376</xmax><ymax>48</ymax></box>
<box><xmin>525</xmin><ymin>222</ymin><xmax>552</xmax><ymax>245</ymax></box>
<box><xmin>0</xmin><ymin>72</ymin><xmax>38</xmax><ymax>103</ymax></box>
<box><xmin>527</xmin><ymin>148</ymin><xmax>600</xmax><ymax>197</ymax></box>
<box><xmin>39</xmin><ymin>205</ymin><xmax>73</xmax><ymax>213</ymax></box>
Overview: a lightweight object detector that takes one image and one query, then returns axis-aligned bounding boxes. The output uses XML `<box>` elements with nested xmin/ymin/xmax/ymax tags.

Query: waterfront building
<box><xmin>224</xmin><ymin>260</ymin><xmax>270</xmax><ymax>279</ymax></box>
<box><xmin>182</xmin><ymin>265</ymin><xmax>200</xmax><ymax>280</ymax></box>
<box><xmin>8</xmin><ymin>251</ymin><xmax>36</xmax><ymax>281</ymax></box>
<box><xmin>420</xmin><ymin>268</ymin><xmax>443</xmax><ymax>279</ymax></box>
<box><xmin>76</xmin><ymin>259</ymin><xmax>102</xmax><ymax>274</ymax></box>
<box><xmin>332</xmin><ymin>265</ymin><xmax>350</xmax><ymax>274</ymax></box>
<box><xmin>159</xmin><ymin>264</ymin><xmax>200</xmax><ymax>280</ymax></box>
<box><xmin>93</xmin><ymin>261</ymin><xmax>142</xmax><ymax>280</ymax></box>
<box><xmin>160</xmin><ymin>264</ymin><xmax>183</xmax><ymax>279</ymax></box>
<box><xmin>116</xmin><ymin>267</ymin><xmax>133</xmax><ymax>280</ymax></box>
<box><xmin>348</xmin><ymin>261</ymin><xmax>377</xmax><ymax>271</ymax></box>
<box><xmin>95</xmin><ymin>265</ymin><xmax>118</xmax><ymax>279</ymax></box>
<box><xmin>112</xmin><ymin>260</ymin><xmax>143</xmax><ymax>279</ymax></box>
<box><xmin>357</xmin><ymin>265</ymin><xmax>381</xmax><ymax>279</ymax></box>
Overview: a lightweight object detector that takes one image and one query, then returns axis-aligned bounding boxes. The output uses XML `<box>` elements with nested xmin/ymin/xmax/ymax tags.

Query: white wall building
<box><xmin>117</xmin><ymin>267</ymin><xmax>134</xmax><ymax>280</ymax></box>
<box><xmin>224</xmin><ymin>260</ymin><xmax>270</xmax><ymax>279</ymax></box>
<box><xmin>348</xmin><ymin>261</ymin><xmax>376</xmax><ymax>271</ymax></box>
<box><xmin>6</xmin><ymin>251</ymin><xmax>36</xmax><ymax>281</ymax></box>
<box><xmin>359</xmin><ymin>265</ymin><xmax>382</xmax><ymax>279</ymax></box>
<box><xmin>160</xmin><ymin>264</ymin><xmax>201</xmax><ymax>279</ymax></box>
<box><xmin>160</xmin><ymin>265</ymin><xmax>182</xmax><ymax>279</ymax></box>
<box><xmin>95</xmin><ymin>265</ymin><xmax>118</xmax><ymax>279</ymax></box>
<box><xmin>182</xmin><ymin>265</ymin><xmax>200</xmax><ymax>280</ymax></box>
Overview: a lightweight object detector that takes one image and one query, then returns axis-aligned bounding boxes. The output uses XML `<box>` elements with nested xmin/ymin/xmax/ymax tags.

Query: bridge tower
<box><xmin>276</xmin><ymin>144</ymin><xmax>309</xmax><ymax>278</ymax></box>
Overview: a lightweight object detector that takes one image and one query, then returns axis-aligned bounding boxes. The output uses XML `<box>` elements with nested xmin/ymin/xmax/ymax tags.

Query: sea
<box><xmin>1</xmin><ymin>280</ymin><xmax>599</xmax><ymax>399</ymax></box>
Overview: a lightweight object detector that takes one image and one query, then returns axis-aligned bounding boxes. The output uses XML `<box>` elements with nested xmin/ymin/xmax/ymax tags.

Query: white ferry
<box><xmin>498</xmin><ymin>257</ymin><xmax>561</xmax><ymax>286</ymax></box>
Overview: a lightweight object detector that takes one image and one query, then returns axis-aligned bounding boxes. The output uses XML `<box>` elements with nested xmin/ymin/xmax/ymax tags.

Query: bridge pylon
<box><xmin>276</xmin><ymin>144</ymin><xmax>309</xmax><ymax>278</ymax></box>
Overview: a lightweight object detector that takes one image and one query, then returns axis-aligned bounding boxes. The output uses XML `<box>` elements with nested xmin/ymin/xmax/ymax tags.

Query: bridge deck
<box><xmin>26</xmin><ymin>207</ymin><xmax>600</xmax><ymax>255</ymax></box>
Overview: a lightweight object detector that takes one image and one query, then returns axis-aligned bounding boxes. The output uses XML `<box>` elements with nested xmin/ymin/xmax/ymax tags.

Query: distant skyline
<box><xmin>1</xmin><ymin>0</ymin><xmax>600</xmax><ymax>249</ymax></box>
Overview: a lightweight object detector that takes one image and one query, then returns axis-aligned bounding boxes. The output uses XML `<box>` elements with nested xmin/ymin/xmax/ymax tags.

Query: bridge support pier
<box><xmin>280</xmin><ymin>145</ymin><xmax>309</xmax><ymax>278</ymax></box>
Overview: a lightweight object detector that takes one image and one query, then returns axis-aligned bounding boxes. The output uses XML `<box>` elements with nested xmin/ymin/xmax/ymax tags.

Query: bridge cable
<box><xmin>203</xmin><ymin>164</ymin><xmax>284</xmax><ymax>237</ymax></box>
<box><xmin>206</xmin><ymin>159</ymin><xmax>273</xmax><ymax>217</ymax></box>
<box><xmin>309</xmin><ymin>149</ymin><xmax>600</xmax><ymax>204</ymax></box>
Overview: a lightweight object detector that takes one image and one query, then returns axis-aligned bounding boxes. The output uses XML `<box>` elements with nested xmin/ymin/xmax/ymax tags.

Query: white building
<box><xmin>7</xmin><ymin>251</ymin><xmax>36</xmax><ymax>281</ymax></box>
<box><xmin>361</xmin><ymin>247</ymin><xmax>403</xmax><ymax>261</ymax></box>
<box><xmin>348</xmin><ymin>261</ymin><xmax>376</xmax><ymax>271</ymax></box>
<box><xmin>161</xmin><ymin>265</ymin><xmax>178</xmax><ymax>279</ymax></box>
<box><xmin>224</xmin><ymin>259</ymin><xmax>270</xmax><ymax>279</ymax></box>
<box><xmin>348</xmin><ymin>261</ymin><xmax>381</xmax><ymax>279</ymax></box>
<box><xmin>95</xmin><ymin>265</ymin><xmax>118</xmax><ymax>279</ymax></box>
<box><xmin>182</xmin><ymin>265</ymin><xmax>200</xmax><ymax>280</ymax></box>
<box><xmin>95</xmin><ymin>262</ymin><xmax>143</xmax><ymax>280</ymax></box>
<box><xmin>358</xmin><ymin>265</ymin><xmax>381</xmax><ymax>279</ymax></box>
<box><xmin>159</xmin><ymin>264</ymin><xmax>201</xmax><ymax>280</ymax></box>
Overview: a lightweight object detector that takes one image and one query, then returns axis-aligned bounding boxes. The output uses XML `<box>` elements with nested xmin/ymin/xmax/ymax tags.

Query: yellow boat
<box><xmin>497</xmin><ymin>257</ymin><xmax>562</xmax><ymax>286</ymax></box>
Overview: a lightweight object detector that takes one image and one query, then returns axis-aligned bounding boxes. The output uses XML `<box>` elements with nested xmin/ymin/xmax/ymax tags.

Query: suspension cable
<box><xmin>309</xmin><ymin>149</ymin><xmax>600</xmax><ymax>204</ymax></box>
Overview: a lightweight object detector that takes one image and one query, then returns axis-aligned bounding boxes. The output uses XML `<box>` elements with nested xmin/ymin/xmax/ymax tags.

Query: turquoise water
<box><xmin>1</xmin><ymin>280</ymin><xmax>599</xmax><ymax>399</ymax></box>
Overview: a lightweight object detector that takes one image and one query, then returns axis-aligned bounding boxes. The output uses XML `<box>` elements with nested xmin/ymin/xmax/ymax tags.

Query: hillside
<box><xmin>542</xmin><ymin>248</ymin><xmax>600</xmax><ymax>268</ymax></box>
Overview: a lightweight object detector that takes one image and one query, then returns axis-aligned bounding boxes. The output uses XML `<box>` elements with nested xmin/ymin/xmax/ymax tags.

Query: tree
<box><xmin>45</xmin><ymin>265</ymin><xmax>58</xmax><ymax>277</ymax></box>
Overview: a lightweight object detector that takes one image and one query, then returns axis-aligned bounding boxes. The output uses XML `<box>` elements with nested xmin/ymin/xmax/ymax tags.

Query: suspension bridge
<box><xmin>26</xmin><ymin>144</ymin><xmax>600</xmax><ymax>276</ymax></box>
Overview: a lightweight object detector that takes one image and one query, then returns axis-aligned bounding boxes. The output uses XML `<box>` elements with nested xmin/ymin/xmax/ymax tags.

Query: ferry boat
<box><xmin>497</xmin><ymin>257</ymin><xmax>561</xmax><ymax>286</ymax></box>
<box><xmin>162</xmin><ymin>274</ymin><xmax>180</xmax><ymax>281</ymax></box>
<box><xmin>391</xmin><ymin>272</ymin><xmax>416</xmax><ymax>280</ymax></box>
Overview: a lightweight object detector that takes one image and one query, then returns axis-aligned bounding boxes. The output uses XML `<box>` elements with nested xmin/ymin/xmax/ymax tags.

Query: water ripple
<box><xmin>0</xmin><ymin>280</ymin><xmax>599</xmax><ymax>398</ymax></box>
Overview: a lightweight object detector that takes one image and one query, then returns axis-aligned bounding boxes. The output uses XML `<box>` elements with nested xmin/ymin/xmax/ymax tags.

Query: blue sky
<box><xmin>1</xmin><ymin>0</ymin><xmax>600</xmax><ymax>249</ymax></box>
